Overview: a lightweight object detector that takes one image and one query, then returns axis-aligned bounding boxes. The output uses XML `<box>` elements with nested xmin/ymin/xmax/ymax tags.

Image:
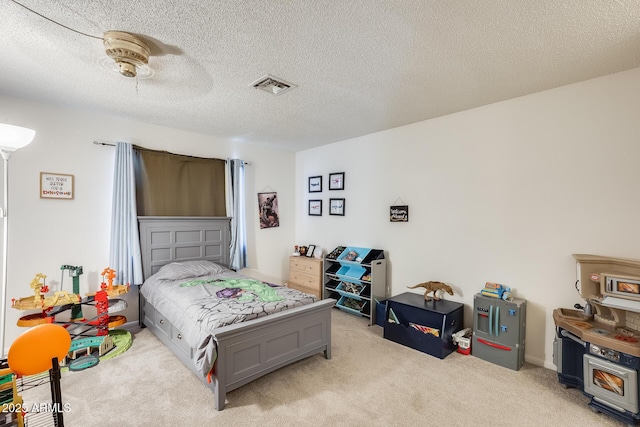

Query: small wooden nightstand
<box><xmin>288</xmin><ymin>256</ymin><xmax>323</xmax><ymax>298</ymax></box>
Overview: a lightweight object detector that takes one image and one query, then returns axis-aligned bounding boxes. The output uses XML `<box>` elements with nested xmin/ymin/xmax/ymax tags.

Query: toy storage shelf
<box><xmin>323</xmin><ymin>246</ymin><xmax>388</xmax><ymax>326</ymax></box>
<box><xmin>383</xmin><ymin>292</ymin><xmax>463</xmax><ymax>359</ymax></box>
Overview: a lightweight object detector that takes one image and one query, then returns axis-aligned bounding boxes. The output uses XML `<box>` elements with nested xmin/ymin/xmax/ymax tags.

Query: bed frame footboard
<box><xmin>140</xmin><ymin>294</ymin><xmax>334</xmax><ymax>410</ymax></box>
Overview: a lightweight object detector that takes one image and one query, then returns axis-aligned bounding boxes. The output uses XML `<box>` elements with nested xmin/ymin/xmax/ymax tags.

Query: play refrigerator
<box><xmin>472</xmin><ymin>293</ymin><xmax>526</xmax><ymax>371</ymax></box>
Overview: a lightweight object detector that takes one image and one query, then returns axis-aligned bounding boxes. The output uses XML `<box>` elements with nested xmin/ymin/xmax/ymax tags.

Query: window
<box><xmin>133</xmin><ymin>148</ymin><xmax>226</xmax><ymax>216</ymax></box>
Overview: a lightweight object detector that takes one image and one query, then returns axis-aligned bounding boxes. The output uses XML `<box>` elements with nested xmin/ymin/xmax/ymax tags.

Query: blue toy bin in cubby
<box><xmin>337</xmin><ymin>247</ymin><xmax>371</xmax><ymax>263</ymax></box>
<box><xmin>336</xmin><ymin>296</ymin><xmax>368</xmax><ymax>316</ymax></box>
<box><xmin>335</xmin><ymin>281</ymin><xmax>369</xmax><ymax>298</ymax></box>
<box><xmin>336</xmin><ymin>264</ymin><xmax>367</xmax><ymax>281</ymax></box>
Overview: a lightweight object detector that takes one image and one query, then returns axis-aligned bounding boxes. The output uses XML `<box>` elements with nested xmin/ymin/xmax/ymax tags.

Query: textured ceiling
<box><xmin>2</xmin><ymin>0</ymin><xmax>640</xmax><ymax>152</ymax></box>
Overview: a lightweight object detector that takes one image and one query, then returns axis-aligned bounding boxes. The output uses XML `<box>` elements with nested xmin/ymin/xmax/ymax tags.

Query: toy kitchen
<box><xmin>554</xmin><ymin>254</ymin><xmax>640</xmax><ymax>426</ymax></box>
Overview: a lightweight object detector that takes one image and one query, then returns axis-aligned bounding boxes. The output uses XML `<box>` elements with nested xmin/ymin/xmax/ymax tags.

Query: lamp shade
<box><xmin>0</xmin><ymin>123</ymin><xmax>36</xmax><ymax>151</ymax></box>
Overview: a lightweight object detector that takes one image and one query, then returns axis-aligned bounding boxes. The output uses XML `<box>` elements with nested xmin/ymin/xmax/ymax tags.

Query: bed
<box><xmin>137</xmin><ymin>216</ymin><xmax>334</xmax><ymax>410</ymax></box>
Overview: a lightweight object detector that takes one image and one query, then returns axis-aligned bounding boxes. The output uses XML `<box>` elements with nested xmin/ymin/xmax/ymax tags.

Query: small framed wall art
<box><xmin>40</xmin><ymin>172</ymin><xmax>74</xmax><ymax>199</ymax></box>
<box><xmin>309</xmin><ymin>199</ymin><xmax>322</xmax><ymax>216</ymax></box>
<box><xmin>390</xmin><ymin>205</ymin><xmax>409</xmax><ymax>222</ymax></box>
<box><xmin>258</xmin><ymin>192</ymin><xmax>279</xmax><ymax>228</ymax></box>
<box><xmin>308</xmin><ymin>176</ymin><xmax>322</xmax><ymax>193</ymax></box>
<box><xmin>328</xmin><ymin>172</ymin><xmax>344</xmax><ymax>190</ymax></box>
<box><xmin>329</xmin><ymin>198</ymin><xmax>345</xmax><ymax>216</ymax></box>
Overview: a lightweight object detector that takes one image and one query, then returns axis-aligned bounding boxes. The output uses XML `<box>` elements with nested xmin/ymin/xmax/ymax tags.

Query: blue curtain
<box><xmin>110</xmin><ymin>142</ymin><xmax>144</xmax><ymax>285</ymax></box>
<box><xmin>227</xmin><ymin>159</ymin><xmax>247</xmax><ymax>270</ymax></box>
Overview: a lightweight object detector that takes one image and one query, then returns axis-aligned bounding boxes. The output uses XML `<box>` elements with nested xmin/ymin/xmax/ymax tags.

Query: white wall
<box><xmin>4</xmin><ymin>67</ymin><xmax>639</xmax><ymax>368</ymax></box>
<box><xmin>0</xmin><ymin>95</ymin><xmax>296</xmax><ymax>351</ymax></box>
<box><xmin>295</xmin><ymin>67</ymin><xmax>640</xmax><ymax>369</ymax></box>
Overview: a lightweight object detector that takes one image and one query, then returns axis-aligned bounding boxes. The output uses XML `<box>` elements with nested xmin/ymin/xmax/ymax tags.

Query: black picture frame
<box><xmin>390</xmin><ymin>205</ymin><xmax>409</xmax><ymax>222</ymax></box>
<box><xmin>329</xmin><ymin>198</ymin><xmax>345</xmax><ymax>216</ymax></box>
<box><xmin>309</xmin><ymin>199</ymin><xmax>322</xmax><ymax>216</ymax></box>
<box><xmin>328</xmin><ymin>172</ymin><xmax>345</xmax><ymax>190</ymax></box>
<box><xmin>308</xmin><ymin>176</ymin><xmax>322</xmax><ymax>193</ymax></box>
<box><xmin>306</xmin><ymin>244</ymin><xmax>316</xmax><ymax>257</ymax></box>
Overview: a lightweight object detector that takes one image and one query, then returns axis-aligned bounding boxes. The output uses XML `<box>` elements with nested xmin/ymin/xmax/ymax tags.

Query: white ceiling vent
<box><xmin>250</xmin><ymin>74</ymin><xmax>297</xmax><ymax>96</ymax></box>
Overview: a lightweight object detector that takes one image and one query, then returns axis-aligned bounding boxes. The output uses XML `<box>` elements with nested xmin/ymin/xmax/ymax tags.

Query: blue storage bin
<box><xmin>336</xmin><ymin>265</ymin><xmax>350</xmax><ymax>276</ymax></box>
<box><xmin>337</xmin><ymin>247</ymin><xmax>371</xmax><ymax>263</ymax></box>
<box><xmin>336</xmin><ymin>281</ymin><xmax>366</xmax><ymax>299</ymax></box>
<box><xmin>375</xmin><ymin>299</ymin><xmax>387</xmax><ymax>327</ymax></box>
<box><xmin>336</xmin><ymin>264</ymin><xmax>366</xmax><ymax>281</ymax></box>
<box><xmin>336</xmin><ymin>296</ymin><xmax>366</xmax><ymax>316</ymax></box>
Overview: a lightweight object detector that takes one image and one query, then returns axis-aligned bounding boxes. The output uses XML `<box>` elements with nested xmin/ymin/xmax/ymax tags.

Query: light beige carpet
<box><xmin>22</xmin><ymin>310</ymin><xmax>621</xmax><ymax>426</ymax></box>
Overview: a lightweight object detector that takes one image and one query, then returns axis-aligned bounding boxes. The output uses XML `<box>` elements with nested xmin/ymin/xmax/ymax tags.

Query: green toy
<box><xmin>60</xmin><ymin>265</ymin><xmax>83</xmax><ymax>320</ymax></box>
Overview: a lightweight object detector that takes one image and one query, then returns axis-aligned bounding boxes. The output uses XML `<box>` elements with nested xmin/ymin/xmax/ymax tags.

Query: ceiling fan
<box><xmin>102</xmin><ymin>31</ymin><xmax>151</xmax><ymax>78</ymax></box>
<box><xmin>10</xmin><ymin>0</ymin><xmax>166</xmax><ymax>79</ymax></box>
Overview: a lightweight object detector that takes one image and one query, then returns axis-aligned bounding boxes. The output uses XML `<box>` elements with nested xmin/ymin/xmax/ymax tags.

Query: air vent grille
<box><xmin>250</xmin><ymin>74</ymin><xmax>297</xmax><ymax>96</ymax></box>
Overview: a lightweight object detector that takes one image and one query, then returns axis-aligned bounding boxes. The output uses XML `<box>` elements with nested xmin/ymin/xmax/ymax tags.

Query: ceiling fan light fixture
<box><xmin>103</xmin><ymin>31</ymin><xmax>151</xmax><ymax>78</ymax></box>
<box><xmin>116</xmin><ymin>61</ymin><xmax>137</xmax><ymax>78</ymax></box>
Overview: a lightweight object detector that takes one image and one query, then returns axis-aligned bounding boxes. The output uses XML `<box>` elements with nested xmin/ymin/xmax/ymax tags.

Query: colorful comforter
<box><xmin>140</xmin><ymin>261</ymin><xmax>317</xmax><ymax>377</ymax></box>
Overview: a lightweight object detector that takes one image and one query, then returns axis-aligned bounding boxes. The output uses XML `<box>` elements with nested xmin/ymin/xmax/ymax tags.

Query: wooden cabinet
<box><xmin>322</xmin><ymin>246</ymin><xmax>388</xmax><ymax>326</ymax></box>
<box><xmin>288</xmin><ymin>256</ymin><xmax>323</xmax><ymax>298</ymax></box>
<box><xmin>383</xmin><ymin>292</ymin><xmax>463</xmax><ymax>359</ymax></box>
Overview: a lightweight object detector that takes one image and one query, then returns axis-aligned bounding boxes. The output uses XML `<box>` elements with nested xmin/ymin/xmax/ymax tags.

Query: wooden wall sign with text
<box><xmin>40</xmin><ymin>172</ymin><xmax>74</xmax><ymax>199</ymax></box>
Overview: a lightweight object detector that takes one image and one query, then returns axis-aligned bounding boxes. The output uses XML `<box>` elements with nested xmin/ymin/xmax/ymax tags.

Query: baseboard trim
<box><xmin>117</xmin><ymin>320</ymin><xmax>142</xmax><ymax>333</ymax></box>
<box><xmin>525</xmin><ymin>354</ymin><xmax>547</xmax><ymax>368</ymax></box>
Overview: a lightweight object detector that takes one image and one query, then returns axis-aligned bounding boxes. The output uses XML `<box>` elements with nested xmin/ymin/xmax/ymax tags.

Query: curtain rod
<box><xmin>92</xmin><ymin>141</ymin><xmax>252</xmax><ymax>165</ymax></box>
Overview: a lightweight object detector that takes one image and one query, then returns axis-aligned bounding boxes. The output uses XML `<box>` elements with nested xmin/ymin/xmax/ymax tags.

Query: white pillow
<box><xmin>153</xmin><ymin>260</ymin><xmax>224</xmax><ymax>281</ymax></box>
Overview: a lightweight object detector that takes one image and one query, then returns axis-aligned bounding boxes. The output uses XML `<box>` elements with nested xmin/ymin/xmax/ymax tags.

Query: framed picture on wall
<box><xmin>308</xmin><ymin>176</ymin><xmax>322</xmax><ymax>193</ymax></box>
<box><xmin>258</xmin><ymin>192</ymin><xmax>279</xmax><ymax>228</ymax></box>
<box><xmin>390</xmin><ymin>205</ymin><xmax>409</xmax><ymax>222</ymax></box>
<box><xmin>40</xmin><ymin>172</ymin><xmax>74</xmax><ymax>199</ymax></box>
<box><xmin>309</xmin><ymin>199</ymin><xmax>322</xmax><ymax>216</ymax></box>
<box><xmin>328</xmin><ymin>172</ymin><xmax>344</xmax><ymax>190</ymax></box>
<box><xmin>329</xmin><ymin>198</ymin><xmax>345</xmax><ymax>216</ymax></box>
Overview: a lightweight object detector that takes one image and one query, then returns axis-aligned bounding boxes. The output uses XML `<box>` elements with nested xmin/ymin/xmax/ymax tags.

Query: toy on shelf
<box><xmin>326</xmin><ymin>246</ymin><xmax>346</xmax><ymax>260</ymax></box>
<box><xmin>480</xmin><ymin>282</ymin><xmax>512</xmax><ymax>300</ymax></box>
<box><xmin>407</xmin><ymin>281</ymin><xmax>454</xmax><ymax>301</ymax></box>
<box><xmin>452</xmin><ymin>328</ymin><xmax>472</xmax><ymax>355</ymax></box>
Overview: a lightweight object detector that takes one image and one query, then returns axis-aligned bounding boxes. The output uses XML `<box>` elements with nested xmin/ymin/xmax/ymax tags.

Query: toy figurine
<box><xmin>344</xmin><ymin>250</ymin><xmax>358</xmax><ymax>261</ymax></box>
<box><xmin>407</xmin><ymin>281</ymin><xmax>454</xmax><ymax>301</ymax></box>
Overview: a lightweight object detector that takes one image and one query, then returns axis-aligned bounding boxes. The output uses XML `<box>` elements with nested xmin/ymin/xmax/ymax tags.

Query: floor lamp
<box><xmin>0</xmin><ymin>124</ymin><xmax>35</xmax><ymax>358</ymax></box>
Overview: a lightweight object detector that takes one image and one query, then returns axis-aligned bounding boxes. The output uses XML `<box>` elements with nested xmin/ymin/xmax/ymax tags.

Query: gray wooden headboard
<box><xmin>138</xmin><ymin>216</ymin><xmax>232</xmax><ymax>280</ymax></box>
